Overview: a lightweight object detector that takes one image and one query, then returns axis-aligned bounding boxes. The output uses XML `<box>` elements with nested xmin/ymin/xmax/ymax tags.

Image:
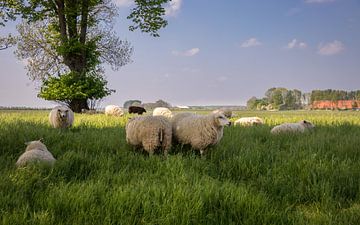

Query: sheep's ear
<box><xmin>303</xmin><ymin>120</ymin><xmax>308</xmax><ymax>124</ymax></box>
<box><xmin>38</xmin><ymin>138</ymin><xmax>44</xmax><ymax>143</ymax></box>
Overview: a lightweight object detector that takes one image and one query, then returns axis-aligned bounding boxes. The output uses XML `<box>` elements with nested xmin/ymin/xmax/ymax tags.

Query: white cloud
<box><xmin>172</xmin><ymin>48</ymin><xmax>200</xmax><ymax>57</ymax></box>
<box><xmin>286</xmin><ymin>39</ymin><xmax>307</xmax><ymax>49</ymax></box>
<box><xmin>165</xmin><ymin>0</ymin><xmax>182</xmax><ymax>17</ymax></box>
<box><xmin>318</xmin><ymin>40</ymin><xmax>344</xmax><ymax>55</ymax></box>
<box><xmin>305</xmin><ymin>0</ymin><xmax>335</xmax><ymax>3</ymax></box>
<box><xmin>114</xmin><ymin>0</ymin><xmax>134</xmax><ymax>7</ymax></box>
<box><xmin>240</xmin><ymin>38</ymin><xmax>262</xmax><ymax>48</ymax></box>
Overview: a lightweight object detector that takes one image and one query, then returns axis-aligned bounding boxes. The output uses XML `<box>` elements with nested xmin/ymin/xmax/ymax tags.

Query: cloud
<box><xmin>318</xmin><ymin>40</ymin><xmax>344</xmax><ymax>55</ymax></box>
<box><xmin>114</xmin><ymin>0</ymin><xmax>134</xmax><ymax>7</ymax></box>
<box><xmin>172</xmin><ymin>48</ymin><xmax>200</xmax><ymax>57</ymax></box>
<box><xmin>305</xmin><ymin>0</ymin><xmax>335</xmax><ymax>3</ymax></box>
<box><xmin>240</xmin><ymin>38</ymin><xmax>262</xmax><ymax>48</ymax></box>
<box><xmin>286</xmin><ymin>39</ymin><xmax>307</xmax><ymax>49</ymax></box>
<box><xmin>165</xmin><ymin>0</ymin><xmax>182</xmax><ymax>17</ymax></box>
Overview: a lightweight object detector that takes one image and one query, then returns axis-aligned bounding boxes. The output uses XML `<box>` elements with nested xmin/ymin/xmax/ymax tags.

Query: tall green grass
<box><xmin>1</xmin><ymin>110</ymin><xmax>360</xmax><ymax>224</ymax></box>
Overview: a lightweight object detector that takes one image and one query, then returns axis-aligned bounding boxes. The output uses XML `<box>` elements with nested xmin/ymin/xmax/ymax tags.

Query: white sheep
<box><xmin>152</xmin><ymin>107</ymin><xmax>173</xmax><ymax>118</ymax></box>
<box><xmin>212</xmin><ymin>108</ymin><xmax>232</xmax><ymax>118</ymax></box>
<box><xmin>172</xmin><ymin>112</ymin><xmax>231</xmax><ymax>155</ymax></box>
<box><xmin>271</xmin><ymin>120</ymin><xmax>315</xmax><ymax>134</ymax></box>
<box><xmin>49</xmin><ymin>106</ymin><xmax>74</xmax><ymax>128</ymax></box>
<box><xmin>16</xmin><ymin>140</ymin><xmax>56</xmax><ymax>167</ymax></box>
<box><xmin>125</xmin><ymin>115</ymin><xmax>172</xmax><ymax>156</ymax></box>
<box><xmin>105</xmin><ymin>105</ymin><xmax>124</xmax><ymax>116</ymax></box>
<box><xmin>234</xmin><ymin>117</ymin><xmax>264</xmax><ymax>126</ymax></box>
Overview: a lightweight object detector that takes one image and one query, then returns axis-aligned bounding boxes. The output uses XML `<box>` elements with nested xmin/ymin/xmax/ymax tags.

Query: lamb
<box><xmin>271</xmin><ymin>120</ymin><xmax>315</xmax><ymax>134</ymax></box>
<box><xmin>125</xmin><ymin>115</ymin><xmax>172</xmax><ymax>156</ymax></box>
<box><xmin>16</xmin><ymin>140</ymin><xmax>56</xmax><ymax>167</ymax></box>
<box><xmin>128</xmin><ymin>106</ymin><xmax>146</xmax><ymax>115</ymax></box>
<box><xmin>49</xmin><ymin>106</ymin><xmax>74</xmax><ymax>128</ymax></box>
<box><xmin>234</xmin><ymin>117</ymin><xmax>264</xmax><ymax>126</ymax></box>
<box><xmin>105</xmin><ymin>105</ymin><xmax>124</xmax><ymax>116</ymax></box>
<box><xmin>172</xmin><ymin>112</ymin><xmax>231</xmax><ymax>155</ymax></box>
<box><xmin>152</xmin><ymin>107</ymin><xmax>173</xmax><ymax>118</ymax></box>
<box><xmin>212</xmin><ymin>108</ymin><xmax>232</xmax><ymax>118</ymax></box>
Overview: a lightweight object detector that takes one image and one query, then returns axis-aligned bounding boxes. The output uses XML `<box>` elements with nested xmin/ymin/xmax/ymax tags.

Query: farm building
<box><xmin>312</xmin><ymin>100</ymin><xmax>360</xmax><ymax>110</ymax></box>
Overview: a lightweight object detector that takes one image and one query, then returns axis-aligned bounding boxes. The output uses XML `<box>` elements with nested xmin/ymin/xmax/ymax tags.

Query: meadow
<box><xmin>1</xmin><ymin>109</ymin><xmax>360</xmax><ymax>225</ymax></box>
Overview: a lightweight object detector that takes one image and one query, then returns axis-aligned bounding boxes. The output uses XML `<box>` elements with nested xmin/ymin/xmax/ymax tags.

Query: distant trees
<box><xmin>123</xmin><ymin>100</ymin><xmax>142</xmax><ymax>109</ymax></box>
<box><xmin>310</xmin><ymin>89</ymin><xmax>360</xmax><ymax>103</ymax></box>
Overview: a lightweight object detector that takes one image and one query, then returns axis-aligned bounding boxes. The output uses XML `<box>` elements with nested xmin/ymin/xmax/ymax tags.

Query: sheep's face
<box><xmin>213</xmin><ymin>113</ymin><xmax>231</xmax><ymax>127</ymax></box>
<box><xmin>301</xmin><ymin>120</ymin><xmax>315</xmax><ymax>130</ymax></box>
<box><xmin>57</xmin><ymin>108</ymin><xmax>69</xmax><ymax>120</ymax></box>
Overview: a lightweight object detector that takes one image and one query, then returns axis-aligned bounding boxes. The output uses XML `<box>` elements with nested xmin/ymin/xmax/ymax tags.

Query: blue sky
<box><xmin>0</xmin><ymin>0</ymin><xmax>359</xmax><ymax>107</ymax></box>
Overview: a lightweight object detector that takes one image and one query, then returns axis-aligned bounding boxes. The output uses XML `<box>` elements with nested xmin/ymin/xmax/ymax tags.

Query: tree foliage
<box><xmin>310</xmin><ymin>89</ymin><xmax>360</xmax><ymax>103</ymax></box>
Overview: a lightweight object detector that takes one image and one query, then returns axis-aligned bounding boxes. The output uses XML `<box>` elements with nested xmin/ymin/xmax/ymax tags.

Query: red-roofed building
<box><xmin>312</xmin><ymin>100</ymin><xmax>360</xmax><ymax>110</ymax></box>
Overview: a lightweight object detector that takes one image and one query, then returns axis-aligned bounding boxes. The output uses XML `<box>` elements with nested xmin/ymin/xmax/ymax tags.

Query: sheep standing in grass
<box><xmin>234</xmin><ymin>117</ymin><xmax>264</xmax><ymax>126</ymax></box>
<box><xmin>212</xmin><ymin>108</ymin><xmax>232</xmax><ymax>118</ymax></box>
<box><xmin>152</xmin><ymin>107</ymin><xmax>173</xmax><ymax>119</ymax></box>
<box><xmin>16</xmin><ymin>140</ymin><xmax>56</xmax><ymax>167</ymax></box>
<box><xmin>172</xmin><ymin>112</ymin><xmax>231</xmax><ymax>155</ymax></box>
<box><xmin>271</xmin><ymin>120</ymin><xmax>315</xmax><ymax>134</ymax></box>
<box><xmin>105</xmin><ymin>105</ymin><xmax>124</xmax><ymax>116</ymax></box>
<box><xmin>125</xmin><ymin>115</ymin><xmax>172</xmax><ymax>156</ymax></box>
<box><xmin>49</xmin><ymin>106</ymin><xmax>74</xmax><ymax>128</ymax></box>
<box><xmin>128</xmin><ymin>106</ymin><xmax>147</xmax><ymax>115</ymax></box>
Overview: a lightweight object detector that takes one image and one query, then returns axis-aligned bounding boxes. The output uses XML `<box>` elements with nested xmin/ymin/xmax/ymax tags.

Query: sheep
<box><xmin>271</xmin><ymin>120</ymin><xmax>315</xmax><ymax>134</ymax></box>
<box><xmin>105</xmin><ymin>105</ymin><xmax>124</xmax><ymax>116</ymax></box>
<box><xmin>125</xmin><ymin>115</ymin><xmax>172</xmax><ymax>156</ymax></box>
<box><xmin>212</xmin><ymin>108</ymin><xmax>232</xmax><ymax>118</ymax></box>
<box><xmin>172</xmin><ymin>112</ymin><xmax>231</xmax><ymax>155</ymax></box>
<box><xmin>234</xmin><ymin>117</ymin><xmax>264</xmax><ymax>126</ymax></box>
<box><xmin>16</xmin><ymin>140</ymin><xmax>56</xmax><ymax>167</ymax></box>
<box><xmin>152</xmin><ymin>107</ymin><xmax>173</xmax><ymax>118</ymax></box>
<box><xmin>49</xmin><ymin>106</ymin><xmax>74</xmax><ymax>128</ymax></box>
<box><xmin>128</xmin><ymin>106</ymin><xmax>146</xmax><ymax>115</ymax></box>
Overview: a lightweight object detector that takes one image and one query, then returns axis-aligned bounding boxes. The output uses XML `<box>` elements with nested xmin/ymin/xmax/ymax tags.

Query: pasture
<box><xmin>1</xmin><ymin>110</ymin><xmax>360</xmax><ymax>225</ymax></box>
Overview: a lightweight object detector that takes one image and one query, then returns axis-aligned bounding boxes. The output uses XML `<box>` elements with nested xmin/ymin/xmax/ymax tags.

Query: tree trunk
<box><xmin>69</xmin><ymin>99</ymin><xmax>89</xmax><ymax>113</ymax></box>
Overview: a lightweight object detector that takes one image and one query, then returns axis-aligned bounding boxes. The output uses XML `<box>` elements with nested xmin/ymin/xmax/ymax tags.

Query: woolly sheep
<box><xmin>105</xmin><ymin>105</ymin><xmax>124</xmax><ymax>116</ymax></box>
<box><xmin>271</xmin><ymin>120</ymin><xmax>315</xmax><ymax>134</ymax></box>
<box><xmin>152</xmin><ymin>107</ymin><xmax>173</xmax><ymax>118</ymax></box>
<box><xmin>16</xmin><ymin>140</ymin><xmax>56</xmax><ymax>167</ymax></box>
<box><xmin>234</xmin><ymin>117</ymin><xmax>264</xmax><ymax>126</ymax></box>
<box><xmin>125</xmin><ymin>115</ymin><xmax>172</xmax><ymax>156</ymax></box>
<box><xmin>172</xmin><ymin>112</ymin><xmax>231</xmax><ymax>155</ymax></box>
<box><xmin>49</xmin><ymin>106</ymin><xmax>74</xmax><ymax>128</ymax></box>
<box><xmin>128</xmin><ymin>106</ymin><xmax>146</xmax><ymax>115</ymax></box>
<box><xmin>212</xmin><ymin>108</ymin><xmax>232</xmax><ymax>118</ymax></box>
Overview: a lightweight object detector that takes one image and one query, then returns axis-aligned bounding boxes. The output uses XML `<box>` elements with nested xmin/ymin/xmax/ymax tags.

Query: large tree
<box><xmin>5</xmin><ymin>0</ymin><xmax>170</xmax><ymax>112</ymax></box>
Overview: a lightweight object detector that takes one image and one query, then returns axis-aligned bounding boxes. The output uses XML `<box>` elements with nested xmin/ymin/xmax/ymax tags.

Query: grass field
<box><xmin>1</xmin><ymin>110</ymin><xmax>360</xmax><ymax>225</ymax></box>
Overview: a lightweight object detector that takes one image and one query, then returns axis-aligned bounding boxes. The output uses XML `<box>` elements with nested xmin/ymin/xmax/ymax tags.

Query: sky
<box><xmin>0</xmin><ymin>0</ymin><xmax>359</xmax><ymax>108</ymax></box>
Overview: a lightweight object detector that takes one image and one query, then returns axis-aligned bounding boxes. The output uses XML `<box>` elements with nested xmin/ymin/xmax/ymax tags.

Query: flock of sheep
<box><xmin>15</xmin><ymin>105</ymin><xmax>315</xmax><ymax>167</ymax></box>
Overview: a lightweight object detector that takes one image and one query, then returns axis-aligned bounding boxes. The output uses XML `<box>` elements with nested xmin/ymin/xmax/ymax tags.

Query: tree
<box><xmin>124</xmin><ymin>100</ymin><xmax>142</xmax><ymax>109</ymax></box>
<box><xmin>7</xmin><ymin>0</ymin><xmax>171</xmax><ymax>112</ymax></box>
<box><xmin>0</xmin><ymin>0</ymin><xmax>21</xmax><ymax>50</ymax></box>
<box><xmin>246</xmin><ymin>96</ymin><xmax>258</xmax><ymax>110</ymax></box>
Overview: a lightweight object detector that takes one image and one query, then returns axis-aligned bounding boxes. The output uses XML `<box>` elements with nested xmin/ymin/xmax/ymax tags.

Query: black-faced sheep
<box><xmin>125</xmin><ymin>115</ymin><xmax>172</xmax><ymax>156</ymax></box>
<box><xmin>128</xmin><ymin>106</ymin><xmax>146</xmax><ymax>115</ymax></box>
<box><xmin>172</xmin><ymin>112</ymin><xmax>231</xmax><ymax>155</ymax></box>
<box><xmin>271</xmin><ymin>120</ymin><xmax>315</xmax><ymax>134</ymax></box>
<box><xmin>16</xmin><ymin>140</ymin><xmax>56</xmax><ymax>167</ymax></box>
<box><xmin>49</xmin><ymin>106</ymin><xmax>74</xmax><ymax>128</ymax></box>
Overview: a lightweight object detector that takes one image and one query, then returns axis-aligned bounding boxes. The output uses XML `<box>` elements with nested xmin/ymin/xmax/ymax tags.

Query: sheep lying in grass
<box><xmin>172</xmin><ymin>112</ymin><xmax>231</xmax><ymax>155</ymax></box>
<box><xmin>212</xmin><ymin>108</ymin><xmax>232</xmax><ymax>118</ymax></box>
<box><xmin>49</xmin><ymin>106</ymin><xmax>74</xmax><ymax>128</ymax></box>
<box><xmin>105</xmin><ymin>105</ymin><xmax>124</xmax><ymax>116</ymax></box>
<box><xmin>271</xmin><ymin>120</ymin><xmax>315</xmax><ymax>134</ymax></box>
<box><xmin>152</xmin><ymin>107</ymin><xmax>173</xmax><ymax>118</ymax></box>
<box><xmin>234</xmin><ymin>117</ymin><xmax>264</xmax><ymax>126</ymax></box>
<box><xmin>125</xmin><ymin>115</ymin><xmax>172</xmax><ymax>156</ymax></box>
<box><xmin>16</xmin><ymin>140</ymin><xmax>56</xmax><ymax>167</ymax></box>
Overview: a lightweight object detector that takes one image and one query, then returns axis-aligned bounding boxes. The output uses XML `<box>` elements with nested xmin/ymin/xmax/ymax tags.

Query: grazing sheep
<box><xmin>152</xmin><ymin>107</ymin><xmax>173</xmax><ymax>118</ymax></box>
<box><xmin>172</xmin><ymin>112</ymin><xmax>231</xmax><ymax>155</ymax></box>
<box><xmin>234</xmin><ymin>117</ymin><xmax>264</xmax><ymax>126</ymax></box>
<box><xmin>212</xmin><ymin>108</ymin><xmax>232</xmax><ymax>118</ymax></box>
<box><xmin>271</xmin><ymin>120</ymin><xmax>315</xmax><ymax>134</ymax></box>
<box><xmin>105</xmin><ymin>105</ymin><xmax>124</xmax><ymax>116</ymax></box>
<box><xmin>128</xmin><ymin>106</ymin><xmax>146</xmax><ymax>115</ymax></box>
<box><xmin>49</xmin><ymin>106</ymin><xmax>74</xmax><ymax>128</ymax></box>
<box><xmin>126</xmin><ymin>115</ymin><xmax>172</xmax><ymax>156</ymax></box>
<box><xmin>16</xmin><ymin>140</ymin><xmax>56</xmax><ymax>167</ymax></box>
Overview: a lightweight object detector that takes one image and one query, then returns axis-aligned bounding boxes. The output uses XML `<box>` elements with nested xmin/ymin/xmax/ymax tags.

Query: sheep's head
<box><xmin>25</xmin><ymin>139</ymin><xmax>48</xmax><ymax>152</ymax></box>
<box><xmin>300</xmin><ymin>120</ymin><xmax>315</xmax><ymax>130</ymax></box>
<box><xmin>213</xmin><ymin>112</ymin><xmax>231</xmax><ymax>127</ymax></box>
<box><xmin>57</xmin><ymin>108</ymin><xmax>69</xmax><ymax>120</ymax></box>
